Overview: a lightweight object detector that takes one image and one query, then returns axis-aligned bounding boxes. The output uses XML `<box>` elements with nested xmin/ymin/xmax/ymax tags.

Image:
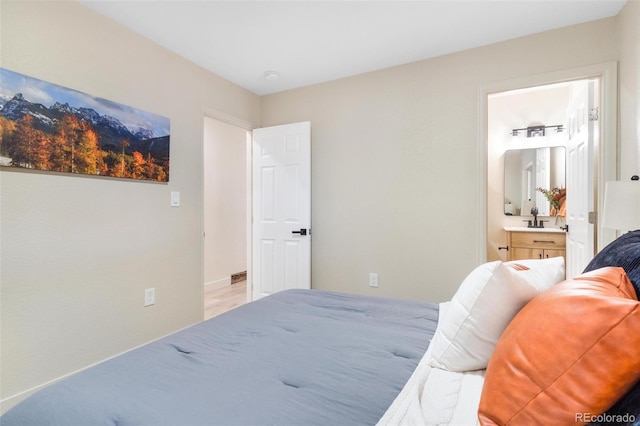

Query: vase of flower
<box><xmin>536</xmin><ymin>187</ymin><xmax>566</xmax><ymax>223</ymax></box>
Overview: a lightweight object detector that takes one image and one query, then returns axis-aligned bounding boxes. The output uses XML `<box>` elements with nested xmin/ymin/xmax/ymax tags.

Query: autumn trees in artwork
<box><xmin>0</xmin><ymin>114</ymin><xmax>168</xmax><ymax>181</ymax></box>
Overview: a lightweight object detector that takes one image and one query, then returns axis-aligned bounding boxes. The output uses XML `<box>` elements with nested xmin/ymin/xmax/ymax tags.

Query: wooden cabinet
<box><xmin>506</xmin><ymin>229</ymin><xmax>566</xmax><ymax>262</ymax></box>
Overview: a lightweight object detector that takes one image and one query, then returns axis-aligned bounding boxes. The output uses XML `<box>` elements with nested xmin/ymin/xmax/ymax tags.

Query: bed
<box><xmin>3</xmin><ymin>231</ymin><xmax>640</xmax><ymax>426</ymax></box>
<box><xmin>1</xmin><ymin>290</ymin><xmax>439</xmax><ymax>426</ymax></box>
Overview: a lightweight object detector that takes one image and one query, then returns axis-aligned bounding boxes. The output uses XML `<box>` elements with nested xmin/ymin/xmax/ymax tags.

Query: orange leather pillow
<box><xmin>478</xmin><ymin>267</ymin><xmax>640</xmax><ymax>425</ymax></box>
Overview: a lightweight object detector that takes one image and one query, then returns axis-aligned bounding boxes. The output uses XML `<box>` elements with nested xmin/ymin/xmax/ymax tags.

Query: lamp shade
<box><xmin>601</xmin><ymin>180</ymin><xmax>640</xmax><ymax>231</ymax></box>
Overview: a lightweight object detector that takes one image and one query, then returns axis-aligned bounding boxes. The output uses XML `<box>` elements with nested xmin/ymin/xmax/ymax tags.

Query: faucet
<box><xmin>530</xmin><ymin>207</ymin><xmax>538</xmax><ymax>228</ymax></box>
<box><xmin>526</xmin><ymin>206</ymin><xmax>545</xmax><ymax>228</ymax></box>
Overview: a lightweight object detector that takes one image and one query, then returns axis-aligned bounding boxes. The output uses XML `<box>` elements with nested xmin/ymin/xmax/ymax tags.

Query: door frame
<box><xmin>478</xmin><ymin>61</ymin><xmax>619</xmax><ymax>264</ymax></box>
<box><xmin>201</xmin><ymin>107</ymin><xmax>257</xmax><ymax>313</ymax></box>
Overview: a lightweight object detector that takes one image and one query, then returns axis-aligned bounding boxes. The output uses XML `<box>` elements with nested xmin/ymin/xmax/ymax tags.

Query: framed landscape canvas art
<box><xmin>0</xmin><ymin>68</ymin><xmax>170</xmax><ymax>182</ymax></box>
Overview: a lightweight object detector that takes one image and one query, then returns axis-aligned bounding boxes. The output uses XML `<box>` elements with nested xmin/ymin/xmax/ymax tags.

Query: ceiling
<box><xmin>78</xmin><ymin>0</ymin><xmax>627</xmax><ymax>96</ymax></box>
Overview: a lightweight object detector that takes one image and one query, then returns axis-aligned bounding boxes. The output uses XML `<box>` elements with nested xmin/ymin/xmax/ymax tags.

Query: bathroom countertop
<box><xmin>503</xmin><ymin>226</ymin><xmax>566</xmax><ymax>233</ymax></box>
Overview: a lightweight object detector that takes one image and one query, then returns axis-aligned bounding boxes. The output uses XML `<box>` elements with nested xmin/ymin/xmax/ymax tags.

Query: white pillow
<box><xmin>505</xmin><ymin>256</ymin><xmax>565</xmax><ymax>291</ymax></box>
<box><xmin>428</xmin><ymin>257</ymin><xmax>565</xmax><ymax>372</ymax></box>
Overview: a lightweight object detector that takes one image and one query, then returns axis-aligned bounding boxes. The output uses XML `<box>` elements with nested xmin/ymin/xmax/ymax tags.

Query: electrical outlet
<box><xmin>144</xmin><ymin>288</ymin><xmax>155</xmax><ymax>306</ymax></box>
<box><xmin>369</xmin><ymin>273</ymin><xmax>379</xmax><ymax>288</ymax></box>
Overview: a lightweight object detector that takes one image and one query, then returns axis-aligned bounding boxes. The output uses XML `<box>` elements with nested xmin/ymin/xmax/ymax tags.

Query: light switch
<box><xmin>170</xmin><ymin>191</ymin><xmax>180</xmax><ymax>207</ymax></box>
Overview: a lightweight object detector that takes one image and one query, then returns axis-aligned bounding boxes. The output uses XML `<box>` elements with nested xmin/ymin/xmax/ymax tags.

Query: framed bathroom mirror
<box><xmin>504</xmin><ymin>146</ymin><xmax>566</xmax><ymax>216</ymax></box>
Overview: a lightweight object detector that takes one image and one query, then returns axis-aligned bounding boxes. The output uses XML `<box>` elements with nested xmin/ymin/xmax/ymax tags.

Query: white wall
<box><xmin>261</xmin><ymin>17</ymin><xmax>621</xmax><ymax>303</ymax></box>
<box><xmin>203</xmin><ymin>117</ymin><xmax>247</xmax><ymax>289</ymax></box>
<box><xmin>0</xmin><ymin>1</ymin><xmax>260</xmax><ymax>410</ymax></box>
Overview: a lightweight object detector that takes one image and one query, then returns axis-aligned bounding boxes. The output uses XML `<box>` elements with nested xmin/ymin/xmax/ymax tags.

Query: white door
<box><xmin>565</xmin><ymin>80</ymin><xmax>596</xmax><ymax>279</ymax></box>
<box><xmin>252</xmin><ymin>122</ymin><xmax>311</xmax><ymax>300</ymax></box>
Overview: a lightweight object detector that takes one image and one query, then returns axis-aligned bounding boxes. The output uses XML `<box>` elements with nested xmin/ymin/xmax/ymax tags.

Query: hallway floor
<box><xmin>204</xmin><ymin>281</ymin><xmax>247</xmax><ymax>320</ymax></box>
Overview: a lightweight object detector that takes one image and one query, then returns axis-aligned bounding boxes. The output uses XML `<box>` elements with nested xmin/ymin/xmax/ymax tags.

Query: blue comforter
<box><xmin>2</xmin><ymin>289</ymin><xmax>438</xmax><ymax>426</ymax></box>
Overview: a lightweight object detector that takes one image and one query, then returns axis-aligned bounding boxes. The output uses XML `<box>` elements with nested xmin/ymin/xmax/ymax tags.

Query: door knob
<box><xmin>292</xmin><ymin>228</ymin><xmax>307</xmax><ymax>236</ymax></box>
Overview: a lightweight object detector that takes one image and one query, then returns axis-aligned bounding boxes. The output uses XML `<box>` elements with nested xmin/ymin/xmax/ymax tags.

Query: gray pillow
<box><xmin>583</xmin><ymin>230</ymin><xmax>640</xmax><ymax>298</ymax></box>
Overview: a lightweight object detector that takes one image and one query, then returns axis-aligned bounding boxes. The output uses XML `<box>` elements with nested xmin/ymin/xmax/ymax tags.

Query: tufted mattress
<box><xmin>1</xmin><ymin>289</ymin><xmax>439</xmax><ymax>426</ymax></box>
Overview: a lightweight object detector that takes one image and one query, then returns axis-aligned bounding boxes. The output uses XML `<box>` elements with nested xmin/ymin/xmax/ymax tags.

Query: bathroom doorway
<box><xmin>482</xmin><ymin>62</ymin><xmax>618</xmax><ymax>277</ymax></box>
<box><xmin>489</xmin><ymin>79</ymin><xmax>596</xmax><ymax>277</ymax></box>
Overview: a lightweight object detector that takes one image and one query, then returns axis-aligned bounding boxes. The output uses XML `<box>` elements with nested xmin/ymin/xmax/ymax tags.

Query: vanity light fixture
<box><xmin>511</xmin><ymin>124</ymin><xmax>564</xmax><ymax>137</ymax></box>
<box><xmin>602</xmin><ymin>175</ymin><xmax>640</xmax><ymax>232</ymax></box>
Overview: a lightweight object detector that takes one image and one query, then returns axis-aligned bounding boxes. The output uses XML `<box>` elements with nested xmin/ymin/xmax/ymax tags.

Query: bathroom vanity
<box><xmin>504</xmin><ymin>227</ymin><xmax>566</xmax><ymax>262</ymax></box>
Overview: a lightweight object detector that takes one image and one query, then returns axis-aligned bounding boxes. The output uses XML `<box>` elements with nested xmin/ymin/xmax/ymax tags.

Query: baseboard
<box><xmin>204</xmin><ymin>277</ymin><xmax>231</xmax><ymax>291</ymax></box>
<box><xmin>0</xmin><ymin>321</ymin><xmax>198</xmax><ymax>415</ymax></box>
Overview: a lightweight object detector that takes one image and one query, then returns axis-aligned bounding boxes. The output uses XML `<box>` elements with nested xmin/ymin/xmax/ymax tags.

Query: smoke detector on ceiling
<box><xmin>263</xmin><ymin>70</ymin><xmax>280</xmax><ymax>81</ymax></box>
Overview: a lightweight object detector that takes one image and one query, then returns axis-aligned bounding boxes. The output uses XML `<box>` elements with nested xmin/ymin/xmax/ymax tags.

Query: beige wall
<box><xmin>261</xmin><ymin>17</ymin><xmax>621</xmax><ymax>303</ymax></box>
<box><xmin>0</xmin><ymin>1</ymin><xmax>260</xmax><ymax>408</ymax></box>
<box><xmin>203</xmin><ymin>117</ymin><xmax>247</xmax><ymax>288</ymax></box>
